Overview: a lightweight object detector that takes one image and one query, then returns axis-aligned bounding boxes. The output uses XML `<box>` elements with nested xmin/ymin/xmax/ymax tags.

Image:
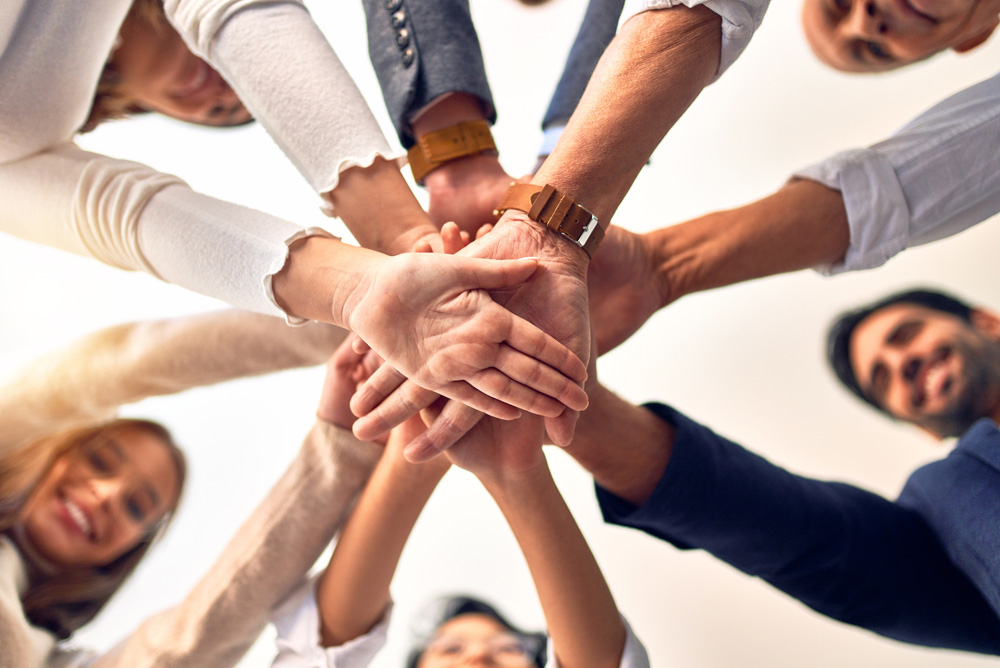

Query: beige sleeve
<box><xmin>0</xmin><ymin>541</ymin><xmax>57</xmax><ymax>668</ymax></box>
<box><xmin>89</xmin><ymin>422</ymin><xmax>382</xmax><ymax>668</ymax></box>
<box><xmin>0</xmin><ymin>310</ymin><xmax>347</xmax><ymax>456</ymax></box>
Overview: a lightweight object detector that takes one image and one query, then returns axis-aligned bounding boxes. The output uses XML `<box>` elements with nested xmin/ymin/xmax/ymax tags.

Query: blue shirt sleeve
<box><xmin>597</xmin><ymin>403</ymin><xmax>1000</xmax><ymax>654</ymax></box>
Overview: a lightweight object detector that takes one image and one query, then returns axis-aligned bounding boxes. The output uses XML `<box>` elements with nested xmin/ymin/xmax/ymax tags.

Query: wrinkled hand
<box><xmin>351</xmin><ymin>211</ymin><xmax>592</xmax><ymax>461</ymax></box>
<box><xmin>424</xmin><ymin>154</ymin><xmax>514</xmax><ymax>238</ymax></box>
<box><xmin>344</xmin><ymin>250</ymin><xmax>588</xmax><ymax>425</ymax></box>
<box><xmin>587</xmin><ymin>224</ymin><xmax>663</xmax><ymax>355</ymax></box>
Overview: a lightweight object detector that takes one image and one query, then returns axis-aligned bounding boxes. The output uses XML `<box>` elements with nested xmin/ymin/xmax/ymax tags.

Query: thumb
<box><xmin>454</xmin><ymin>256</ymin><xmax>540</xmax><ymax>292</ymax></box>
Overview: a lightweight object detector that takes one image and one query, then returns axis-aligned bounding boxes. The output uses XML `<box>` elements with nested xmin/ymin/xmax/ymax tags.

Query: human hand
<box><xmin>424</xmin><ymin>154</ymin><xmax>513</xmax><ymax>239</ymax></box>
<box><xmin>351</xmin><ymin>210</ymin><xmax>592</xmax><ymax>460</ymax></box>
<box><xmin>316</xmin><ymin>334</ymin><xmax>384</xmax><ymax>433</ymax></box>
<box><xmin>342</xmin><ymin>249</ymin><xmax>588</xmax><ymax>426</ymax></box>
<box><xmin>587</xmin><ymin>224</ymin><xmax>663</xmax><ymax>355</ymax></box>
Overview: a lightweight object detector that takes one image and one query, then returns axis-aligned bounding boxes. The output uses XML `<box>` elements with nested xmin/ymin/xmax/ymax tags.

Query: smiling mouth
<box><xmin>62</xmin><ymin>495</ymin><xmax>95</xmax><ymax>541</ymax></box>
<box><xmin>912</xmin><ymin>347</ymin><xmax>953</xmax><ymax>409</ymax></box>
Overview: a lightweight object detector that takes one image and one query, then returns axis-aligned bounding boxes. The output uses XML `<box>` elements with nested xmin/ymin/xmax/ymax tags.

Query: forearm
<box><xmin>648</xmin><ymin>179</ymin><xmax>849</xmax><ymax>306</ymax></box>
<box><xmin>0</xmin><ymin>311</ymin><xmax>345</xmax><ymax>455</ymax></box>
<box><xmin>563</xmin><ymin>381</ymin><xmax>674</xmax><ymax>506</ymax></box>
<box><xmin>481</xmin><ymin>464</ymin><xmax>625</xmax><ymax>668</ymax></box>
<box><xmin>598</xmin><ymin>404</ymin><xmax>1000</xmax><ymax>653</ymax></box>
<box><xmin>170</xmin><ymin>1</ymin><xmax>435</xmax><ymax>256</ymax></box>
<box><xmin>321</xmin><ymin>157</ymin><xmax>438</xmax><ymax>255</ymax></box>
<box><xmin>534</xmin><ymin>6</ymin><xmax>720</xmax><ymax>223</ymax></box>
<box><xmin>318</xmin><ymin>425</ymin><xmax>447</xmax><ymax>646</ymax></box>
<box><xmin>91</xmin><ymin>422</ymin><xmax>382</xmax><ymax>668</ymax></box>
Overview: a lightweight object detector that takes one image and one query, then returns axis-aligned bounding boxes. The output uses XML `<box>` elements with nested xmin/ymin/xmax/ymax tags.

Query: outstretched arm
<box><xmin>563</xmin><ymin>383</ymin><xmax>1000</xmax><ymax>653</ymax></box>
<box><xmin>88</xmin><ymin>420</ymin><xmax>382</xmax><ymax>668</ymax></box>
<box><xmin>446</xmin><ymin>427</ymin><xmax>632</xmax><ymax>667</ymax></box>
<box><xmin>316</xmin><ymin>417</ymin><xmax>448</xmax><ymax>647</ymax></box>
<box><xmin>589</xmin><ymin>71</ymin><xmax>1000</xmax><ymax>354</ymax></box>
<box><xmin>0</xmin><ymin>310</ymin><xmax>347</xmax><ymax>456</ymax></box>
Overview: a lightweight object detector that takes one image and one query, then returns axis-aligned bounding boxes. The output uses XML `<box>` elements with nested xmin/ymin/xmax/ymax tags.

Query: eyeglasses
<box><xmin>423</xmin><ymin>633</ymin><xmax>536</xmax><ymax>666</ymax></box>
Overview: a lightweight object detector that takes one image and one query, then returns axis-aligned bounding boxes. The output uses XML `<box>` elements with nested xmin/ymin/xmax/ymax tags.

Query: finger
<box><xmin>477</xmin><ymin>345</ymin><xmax>589</xmax><ymax>413</ymax></box>
<box><xmin>353</xmin><ymin>380</ymin><xmax>439</xmax><ymax>442</ymax></box>
<box><xmin>503</xmin><ymin>312</ymin><xmax>588</xmax><ymax>383</ymax></box>
<box><xmin>441</xmin><ymin>222</ymin><xmax>463</xmax><ymax>255</ymax></box>
<box><xmin>404</xmin><ymin>402</ymin><xmax>484</xmax><ymax>463</ymax></box>
<box><xmin>413</xmin><ymin>240</ymin><xmax>434</xmax><ymax>253</ymax></box>
<box><xmin>352</xmin><ymin>336</ymin><xmax>373</xmax><ymax>356</ymax></box>
<box><xmin>459</xmin><ymin>230</ymin><xmax>470</xmax><ymax>246</ymax></box>
<box><xmin>475</xmin><ymin>223</ymin><xmax>492</xmax><ymax>240</ymax></box>
<box><xmin>433</xmin><ymin>379</ymin><xmax>523</xmax><ymax>421</ymax></box>
<box><xmin>351</xmin><ymin>363</ymin><xmax>408</xmax><ymax>417</ymax></box>
<box><xmin>545</xmin><ymin>409</ymin><xmax>579</xmax><ymax>447</ymax></box>
<box><xmin>453</xmin><ymin>256</ymin><xmax>539</xmax><ymax>292</ymax></box>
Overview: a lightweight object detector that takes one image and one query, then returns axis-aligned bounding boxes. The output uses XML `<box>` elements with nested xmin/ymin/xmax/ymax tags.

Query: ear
<box><xmin>952</xmin><ymin>20</ymin><xmax>998</xmax><ymax>53</ymax></box>
<box><xmin>969</xmin><ymin>307</ymin><xmax>1000</xmax><ymax>340</ymax></box>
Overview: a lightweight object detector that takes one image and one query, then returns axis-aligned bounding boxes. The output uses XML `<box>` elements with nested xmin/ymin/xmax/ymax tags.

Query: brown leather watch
<box><xmin>407</xmin><ymin>120</ymin><xmax>497</xmax><ymax>184</ymax></box>
<box><xmin>493</xmin><ymin>183</ymin><xmax>605</xmax><ymax>258</ymax></box>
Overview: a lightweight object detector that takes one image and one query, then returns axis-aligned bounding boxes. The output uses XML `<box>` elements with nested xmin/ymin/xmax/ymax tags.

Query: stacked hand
<box><xmin>343</xmin><ymin>247</ymin><xmax>588</xmax><ymax>424</ymax></box>
<box><xmin>351</xmin><ymin>212</ymin><xmax>592</xmax><ymax>463</ymax></box>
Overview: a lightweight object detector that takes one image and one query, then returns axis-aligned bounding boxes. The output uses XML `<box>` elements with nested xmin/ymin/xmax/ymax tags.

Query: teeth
<box><xmin>924</xmin><ymin>359</ymin><xmax>948</xmax><ymax>398</ymax></box>
<box><xmin>65</xmin><ymin>499</ymin><xmax>92</xmax><ymax>538</ymax></box>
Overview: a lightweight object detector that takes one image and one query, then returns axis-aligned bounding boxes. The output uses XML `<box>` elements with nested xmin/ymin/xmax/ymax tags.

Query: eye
<box><xmin>87</xmin><ymin>449</ymin><xmax>113</xmax><ymax>475</ymax></box>
<box><xmin>125</xmin><ymin>495</ymin><xmax>149</xmax><ymax>523</ymax></box>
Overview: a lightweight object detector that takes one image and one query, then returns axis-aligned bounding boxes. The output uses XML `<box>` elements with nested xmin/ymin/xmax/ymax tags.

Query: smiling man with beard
<box><xmin>558</xmin><ymin>288</ymin><xmax>1000</xmax><ymax>655</ymax></box>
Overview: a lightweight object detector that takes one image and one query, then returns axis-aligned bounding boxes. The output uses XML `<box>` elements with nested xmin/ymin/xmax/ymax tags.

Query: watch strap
<box><xmin>493</xmin><ymin>183</ymin><xmax>605</xmax><ymax>258</ymax></box>
<box><xmin>408</xmin><ymin>120</ymin><xmax>497</xmax><ymax>184</ymax></box>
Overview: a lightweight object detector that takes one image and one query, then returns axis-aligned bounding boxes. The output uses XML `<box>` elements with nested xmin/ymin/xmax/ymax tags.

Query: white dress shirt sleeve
<box><xmin>795</xmin><ymin>71</ymin><xmax>1000</xmax><ymax>275</ymax></box>
<box><xmin>270</xmin><ymin>578</ymin><xmax>390</xmax><ymax>668</ymax></box>
<box><xmin>619</xmin><ymin>0</ymin><xmax>769</xmax><ymax>81</ymax></box>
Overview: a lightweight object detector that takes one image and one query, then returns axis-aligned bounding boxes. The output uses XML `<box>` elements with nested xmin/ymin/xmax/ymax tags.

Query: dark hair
<box><xmin>0</xmin><ymin>418</ymin><xmax>186</xmax><ymax>639</ymax></box>
<box><xmin>406</xmin><ymin>595</ymin><xmax>547</xmax><ymax>668</ymax></box>
<box><xmin>826</xmin><ymin>288</ymin><xmax>974</xmax><ymax>412</ymax></box>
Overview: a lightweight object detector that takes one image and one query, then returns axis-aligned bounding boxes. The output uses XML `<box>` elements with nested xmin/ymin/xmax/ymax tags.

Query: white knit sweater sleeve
<box><xmin>164</xmin><ymin>0</ymin><xmax>405</xmax><ymax>197</ymax></box>
<box><xmin>0</xmin><ymin>309</ymin><xmax>347</xmax><ymax>457</ymax></box>
<box><xmin>87</xmin><ymin>422</ymin><xmax>383</xmax><ymax>668</ymax></box>
<box><xmin>0</xmin><ymin>141</ymin><xmax>334</xmax><ymax>319</ymax></box>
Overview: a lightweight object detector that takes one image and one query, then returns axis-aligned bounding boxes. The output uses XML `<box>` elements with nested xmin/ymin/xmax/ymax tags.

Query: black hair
<box><xmin>826</xmin><ymin>288</ymin><xmax>974</xmax><ymax>412</ymax></box>
<box><xmin>406</xmin><ymin>595</ymin><xmax>547</xmax><ymax>668</ymax></box>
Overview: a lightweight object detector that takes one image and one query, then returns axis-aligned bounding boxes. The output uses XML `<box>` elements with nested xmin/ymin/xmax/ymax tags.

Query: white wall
<box><xmin>2</xmin><ymin>0</ymin><xmax>1000</xmax><ymax>666</ymax></box>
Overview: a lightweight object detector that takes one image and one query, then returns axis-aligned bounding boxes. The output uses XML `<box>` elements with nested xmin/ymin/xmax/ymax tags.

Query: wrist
<box><xmin>493</xmin><ymin>210</ymin><xmax>591</xmax><ymax>270</ymax></box>
<box><xmin>493</xmin><ymin>183</ymin><xmax>603</xmax><ymax>261</ymax></box>
<box><xmin>476</xmin><ymin>457</ymin><xmax>552</xmax><ymax>499</ymax></box>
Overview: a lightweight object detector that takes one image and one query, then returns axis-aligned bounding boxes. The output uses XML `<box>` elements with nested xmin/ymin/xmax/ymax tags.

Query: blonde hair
<box><xmin>0</xmin><ymin>419</ymin><xmax>186</xmax><ymax>639</ymax></box>
<box><xmin>80</xmin><ymin>0</ymin><xmax>169</xmax><ymax>134</ymax></box>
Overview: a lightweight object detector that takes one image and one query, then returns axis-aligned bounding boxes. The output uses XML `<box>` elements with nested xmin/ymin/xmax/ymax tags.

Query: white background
<box><xmin>2</xmin><ymin>0</ymin><xmax>1000</xmax><ymax>666</ymax></box>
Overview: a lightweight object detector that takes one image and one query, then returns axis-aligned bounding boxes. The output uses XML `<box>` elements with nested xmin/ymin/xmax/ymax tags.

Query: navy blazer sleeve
<box><xmin>597</xmin><ymin>403</ymin><xmax>1000</xmax><ymax>654</ymax></box>
<box><xmin>361</xmin><ymin>0</ymin><xmax>494</xmax><ymax>147</ymax></box>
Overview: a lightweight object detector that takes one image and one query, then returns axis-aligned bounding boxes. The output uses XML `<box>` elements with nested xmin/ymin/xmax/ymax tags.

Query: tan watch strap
<box><xmin>493</xmin><ymin>183</ymin><xmax>605</xmax><ymax>258</ymax></box>
<box><xmin>407</xmin><ymin>120</ymin><xmax>497</xmax><ymax>184</ymax></box>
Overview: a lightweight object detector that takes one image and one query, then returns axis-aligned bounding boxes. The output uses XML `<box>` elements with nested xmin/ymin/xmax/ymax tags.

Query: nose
<box><xmin>901</xmin><ymin>357</ymin><xmax>921</xmax><ymax>382</ymax></box>
<box><xmin>847</xmin><ymin>0</ymin><xmax>890</xmax><ymax>37</ymax></box>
